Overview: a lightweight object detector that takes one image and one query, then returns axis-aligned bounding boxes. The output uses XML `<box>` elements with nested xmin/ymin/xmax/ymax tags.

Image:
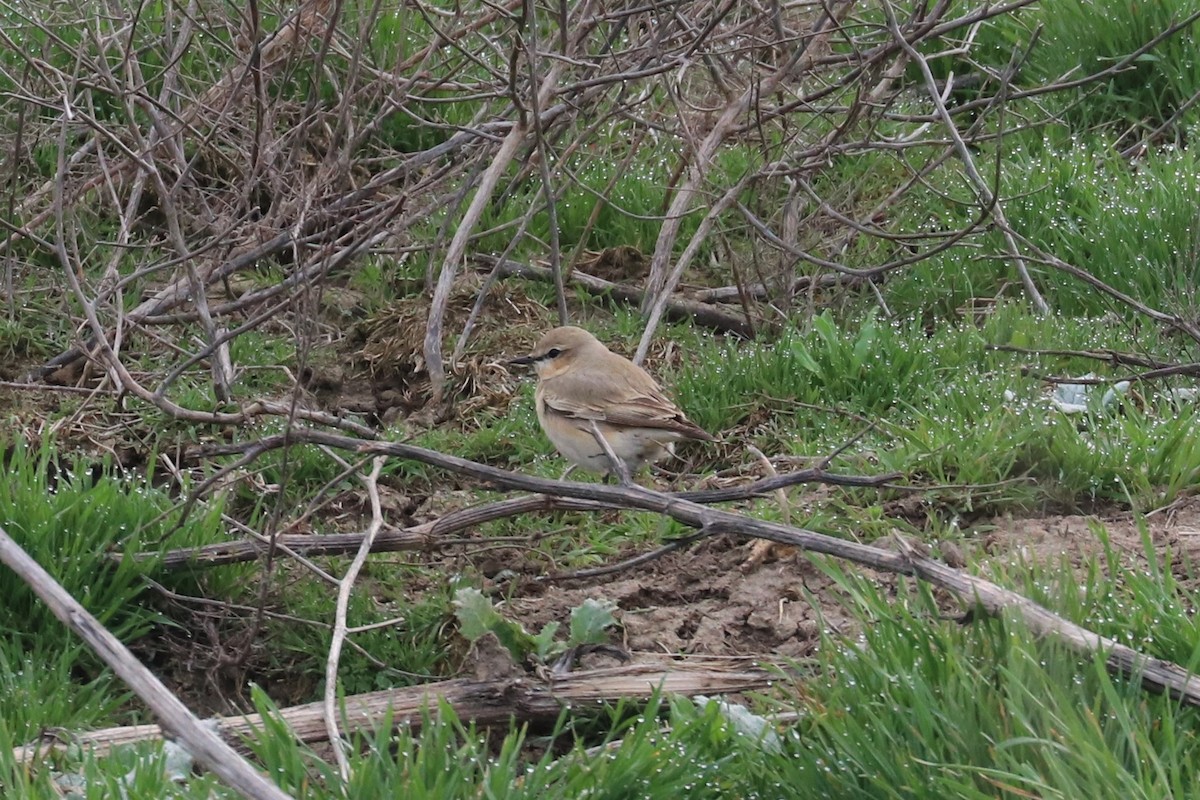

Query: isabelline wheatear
<box><xmin>510</xmin><ymin>326</ymin><xmax>716</xmax><ymax>481</ymax></box>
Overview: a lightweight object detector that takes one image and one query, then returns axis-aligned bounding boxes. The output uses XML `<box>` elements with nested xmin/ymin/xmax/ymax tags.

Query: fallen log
<box><xmin>15</xmin><ymin>661</ymin><xmax>769</xmax><ymax>764</ymax></box>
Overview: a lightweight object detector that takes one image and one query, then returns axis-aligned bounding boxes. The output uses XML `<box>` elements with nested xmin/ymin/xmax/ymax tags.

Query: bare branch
<box><xmin>191</xmin><ymin>430</ymin><xmax>1200</xmax><ymax>706</ymax></box>
<box><xmin>325</xmin><ymin>457</ymin><xmax>386</xmax><ymax>779</ymax></box>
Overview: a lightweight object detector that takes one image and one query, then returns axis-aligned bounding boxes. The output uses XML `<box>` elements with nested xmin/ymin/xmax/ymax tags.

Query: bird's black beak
<box><xmin>508</xmin><ymin>355</ymin><xmax>536</xmax><ymax>366</ymax></box>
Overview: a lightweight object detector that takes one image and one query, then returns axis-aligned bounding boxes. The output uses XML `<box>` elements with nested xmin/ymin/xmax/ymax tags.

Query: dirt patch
<box><xmin>480</xmin><ymin>500</ymin><xmax>1200</xmax><ymax>665</ymax></box>
<box><xmin>502</xmin><ymin>536</ymin><xmax>863</xmax><ymax>661</ymax></box>
<box><xmin>970</xmin><ymin>498</ymin><xmax>1200</xmax><ymax>580</ymax></box>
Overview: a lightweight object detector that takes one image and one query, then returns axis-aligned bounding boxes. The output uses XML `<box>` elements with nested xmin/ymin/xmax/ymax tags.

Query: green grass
<box><xmin>0</xmin><ymin>442</ymin><xmax>224</xmax><ymax>655</ymax></box>
<box><xmin>907</xmin><ymin>0</ymin><xmax>1200</xmax><ymax>136</ymax></box>
<box><xmin>663</xmin><ymin>305</ymin><xmax>1194</xmax><ymax>511</ymax></box>
<box><xmin>466</xmin><ymin>120</ymin><xmax>764</xmax><ymax>259</ymax></box>
<box><xmin>779</xmin><ymin>558</ymin><xmax>1200</xmax><ymax>799</ymax></box>
<box><xmin>0</xmin><ymin>440</ymin><xmax>227</xmax><ymax>750</ymax></box>
<box><xmin>1011</xmin><ymin>0</ymin><xmax>1200</xmax><ymax>134</ymax></box>
<box><xmin>883</xmin><ymin>130</ymin><xmax>1200</xmax><ymax>317</ymax></box>
<box><xmin>264</xmin><ymin>562</ymin><xmax>459</xmax><ymax>695</ymax></box>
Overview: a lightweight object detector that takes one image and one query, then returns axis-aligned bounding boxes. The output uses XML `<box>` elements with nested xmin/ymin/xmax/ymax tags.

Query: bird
<box><xmin>509</xmin><ymin>326</ymin><xmax>716</xmax><ymax>482</ymax></box>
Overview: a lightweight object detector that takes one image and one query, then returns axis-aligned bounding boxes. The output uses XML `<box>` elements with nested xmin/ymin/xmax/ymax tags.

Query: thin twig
<box><xmin>325</xmin><ymin>456</ymin><xmax>386</xmax><ymax>779</ymax></box>
<box><xmin>880</xmin><ymin>0</ymin><xmax>1049</xmax><ymax>315</ymax></box>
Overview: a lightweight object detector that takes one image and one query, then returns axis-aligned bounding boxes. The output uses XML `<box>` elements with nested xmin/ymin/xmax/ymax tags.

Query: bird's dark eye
<box><xmin>546</xmin><ymin>348</ymin><xmax>562</xmax><ymax>358</ymax></box>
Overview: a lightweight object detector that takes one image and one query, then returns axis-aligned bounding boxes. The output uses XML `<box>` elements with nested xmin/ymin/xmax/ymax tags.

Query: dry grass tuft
<box><xmin>358</xmin><ymin>275</ymin><xmax>553</xmax><ymax>420</ymax></box>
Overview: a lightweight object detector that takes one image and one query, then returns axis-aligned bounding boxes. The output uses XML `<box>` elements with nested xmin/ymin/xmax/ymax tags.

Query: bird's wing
<box><xmin>603</xmin><ymin>396</ymin><xmax>716</xmax><ymax>441</ymax></box>
<box><xmin>541</xmin><ymin>364</ymin><xmax>716</xmax><ymax>441</ymax></box>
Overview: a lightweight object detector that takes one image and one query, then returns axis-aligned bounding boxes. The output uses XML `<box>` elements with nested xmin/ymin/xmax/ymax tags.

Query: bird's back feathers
<box><xmin>539</xmin><ymin>349</ymin><xmax>715</xmax><ymax>442</ymax></box>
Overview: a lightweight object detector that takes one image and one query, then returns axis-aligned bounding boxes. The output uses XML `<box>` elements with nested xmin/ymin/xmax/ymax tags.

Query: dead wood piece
<box><xmin>127</xmin><ymin>496</ymin><xmax>618</xmax><ymax>570</ymax></box>
<box><xmin>142</xmin><ymin>530</ymin><xmax>426</xmax><ymax>569</ymax></box>
<box><xmin>693</xmin><ymin>273</ymin><xmax>864</xmax><ymax>304</ymax></box>
<box><xmin>985</xmin><ymin>345</ymin><xmax>1174</xmax><ymax>370</ymax></box>
<box><xmin>14</xmin><ymin>662</ymin><xmax>770</xmax><ymax>764</ymax></box>
<box><xmin>324</xmin><ymin>457</ymin><xmax>388</xmax><ymax>777</ymax></box>
<box><xmin>483</xmin><ymin>256</ymin><xmax>758</xmax><ymax>338</ymax></box>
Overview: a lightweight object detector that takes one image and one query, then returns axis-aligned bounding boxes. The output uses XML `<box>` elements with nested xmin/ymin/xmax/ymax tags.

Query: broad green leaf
<box><xmin>568</xmin><ymin>598</ymin><xmax>618</xmax><ymax>646</ymax></box>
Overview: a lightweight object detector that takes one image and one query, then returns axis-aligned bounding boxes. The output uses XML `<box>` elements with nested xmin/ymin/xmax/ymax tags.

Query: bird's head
<box><xmin>509</xmin><ymin>326</ymin><xmax>605</xmax><ymax>379</ymax></box>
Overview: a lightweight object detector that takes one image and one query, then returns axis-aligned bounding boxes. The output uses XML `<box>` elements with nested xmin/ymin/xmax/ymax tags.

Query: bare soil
<box><xmin>507</xmin><ymin>536</ymin><xmax>852</xmax><ymax>662</ymax></box>
<box><xmin>973</xmin><ymin>498</ymin><xmax>1200</xmax><ymax>589</ymax></box>
<box><xmin>474</xmin><ymin>499</ymin><xmax>1200</xmax><ymax>664</ymax></box>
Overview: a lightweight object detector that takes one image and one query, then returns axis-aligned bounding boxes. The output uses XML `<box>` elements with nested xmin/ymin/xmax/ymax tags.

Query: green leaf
<box><xmin>453</xmin><ymin>588</ymin><xmax>537</xmax><ymax>661</ymax></box>
<box><xmin>852</xmin><ymin>315</ymin><xmax>877</xmax><ymax>373</ymax></box>
<box><xmin>453</xmin><ymin>588</ymin><xmax>504</xmax><ymax>642</ymax></box>
<box><xmin>568</xmin><ymin>598</ymin><xmax>619</xmax><ymax>646</ymax></box>
<box><xmin>811</xmin><ymin>311</ymin><xmax>839</xmax><ymax>358</ymax></box>
<box><xmin>532</xmin><ymin>621</ymin><xmax>563</xmax><ymax>660</ymax></box>
<box><xmin>789</xmin><ymin>341</ymin><xmax>822</xmax><ymax>376</ymax></box>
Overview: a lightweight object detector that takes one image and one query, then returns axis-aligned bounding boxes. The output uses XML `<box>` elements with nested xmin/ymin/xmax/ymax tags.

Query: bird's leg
<box><xmin>587</xmin><ymin>420</ymin><xmax>632</xmax><ymax>485</ymax></box>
